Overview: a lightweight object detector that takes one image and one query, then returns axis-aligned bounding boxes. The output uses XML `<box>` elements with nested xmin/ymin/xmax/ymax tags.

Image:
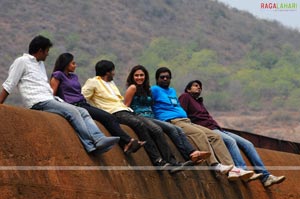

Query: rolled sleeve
<box><xmin>82</xmin><ymin>78</ymin><xmax>95</xmax><ymax>100</ymax></box>
<box><xmin>2</xmin><ymin>58</ymin><xmax>25</xmax><ymax>94</ymax></box>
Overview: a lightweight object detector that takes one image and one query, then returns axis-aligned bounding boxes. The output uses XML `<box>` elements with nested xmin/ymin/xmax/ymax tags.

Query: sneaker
<box><xmin>228</xmin><ymin>167</ymin><xmax>254</xmax><ymax>181</ymax></box>
<box><xmin>263</xmin><ymin>175</ymin><xmax>286</xmax><ymax>187</ymax></box>
<box><xmin>244</xmin><ymin>173</ymin><xmax>263</xmax><ymax>182</ymax></box>
<box><xmin>154</xmin><ymin>159</ymin><xmax>171</xmax><ymax>170</ymax></box>
<box><xmin>169</xmin><ymin>160</ymin><xmax>194</xmax><ymax>174</ymax></box>
<box><xmin>214</xmin><ymin>163</ymin><xmax>234</xmax><ymax>175</ymax></box>
<box><xmin>228</xmin><ymin>170</ymin><xmax>239</xmax><ymax>181</ymax></box>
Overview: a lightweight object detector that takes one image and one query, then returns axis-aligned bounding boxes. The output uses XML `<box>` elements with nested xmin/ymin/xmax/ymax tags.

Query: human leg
<box><xmin>113</xmin><ymin>111</ymin><xmax>162</xmax><ymax>164</ymax></box>
<box><xmin>170</xmin><ymin>118</ymin><xmax>217</xmax><ymax>165</ymax></box>
<box><xmin>81</xmin><ymin>103</ymin><xmax>131</xmax><ymax>145</ymax></box>
<box><xmin>32</xmin><ymin>100</ymin><xmax>119</xmax><ymax>153</ymax></box>
<box><xmin>213</xmin><ymin>129</ymin><xmax>248</xmax><ymax>170</ymax></box>
<box><xmin>151</xmin><ymin>118</ymin><xmax>194</xmax><ymax>160</ymax></box>
<box><xmin>170</xmin><ymin>118</ymin><xmax>233</xmax><ymax>174</ymax></box>
<box><xmin>193</xmin><ymin>124</ymin><xmax>234</xmax><ymax>166</ymax></box>
<box><xmin>136</xmin><ymin>116</ymin><xmax>177</xmax><ymax>164</ymax></box>
<box><xmin>223</xmin><ymin>130</ymin><xmax>271</xmax><ymax>181</ymax></box>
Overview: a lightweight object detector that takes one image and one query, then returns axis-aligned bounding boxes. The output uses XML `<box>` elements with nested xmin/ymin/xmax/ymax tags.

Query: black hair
<box><xmin>155</xmin><ymin>67</ymin><xmax>172</xmax><ymax>83</ymax></box>
<box><xmin>28</xmin><ymin>35</ymin><xmax>53</xmax><ymax>54</ymax></box>
<box><xmin>53</xmin><ymin>53</ymin><xmax>74</xmax><ymax>72</ymax></box>
<box><xmin>184</xmin><ymin>80</ymin><xmax>202</xmax><ymax>92</ymax></box>
<box><xmin>95</xmin><ymin>60</ymin><xmax>115</xmax><ymax>76</ymax></box>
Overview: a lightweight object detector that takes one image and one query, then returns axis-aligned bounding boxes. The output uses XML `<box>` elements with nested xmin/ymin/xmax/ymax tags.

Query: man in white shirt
<box><xmin>0</xmin><ymin>35</ymin><xmax>119</xmax><ymax>154</ymax></box>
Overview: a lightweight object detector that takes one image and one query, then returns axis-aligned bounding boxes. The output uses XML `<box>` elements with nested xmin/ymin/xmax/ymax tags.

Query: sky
<box><xmin>217</xmin><ymin>0</ymin><xmax>300</xmax><ymax>30</ymax></box>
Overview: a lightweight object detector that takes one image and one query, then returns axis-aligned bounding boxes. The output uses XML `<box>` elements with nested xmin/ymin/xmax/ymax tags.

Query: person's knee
<box><xmin>212</xmin><ymin>132</ymin><xmax>222</xmax><ymax>140</ymax></box>
<box><xmin>224</xmin><ymin>136</ymin><xmax>237</xmax><ymax>147</ymax></box>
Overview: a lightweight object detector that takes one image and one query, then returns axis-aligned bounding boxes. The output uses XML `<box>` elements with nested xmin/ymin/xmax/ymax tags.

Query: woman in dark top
<box><xmin>50</xmin><ymin>53</ymin><xmax>145</xmax><ymax>154</ymax></box>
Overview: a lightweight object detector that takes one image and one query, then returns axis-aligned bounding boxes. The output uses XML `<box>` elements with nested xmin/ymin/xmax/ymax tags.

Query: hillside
<box><xmin>1</xmin><ymin>104</ymin><xmax>298</xmax><ymax>199</ymax></box>
<box><xmin>1</xmin><ymin>0</ymin><xmax>300</xmax><ymax>141</ymax></box>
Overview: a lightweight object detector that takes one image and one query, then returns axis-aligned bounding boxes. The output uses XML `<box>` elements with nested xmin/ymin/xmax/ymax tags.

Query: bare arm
<box><xmin>124</xmin><ymin>84</ymin><xmax>137</xmax><ymax>107</ymax></box>
<box><xmin>0</xmin><ymin>88</ymin><xmax>9</xmax><ymax>104</ymax></box>
<box><xmin>50</xmin><ymin>77</ymin><xmax>60</xmax><ymax>96</ymax></box>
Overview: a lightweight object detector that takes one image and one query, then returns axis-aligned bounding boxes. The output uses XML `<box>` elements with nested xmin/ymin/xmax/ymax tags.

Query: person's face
<box><xmin>107</xmin><ymin>70</ymin><xmax>115</xmax><ymax>81</ymax></box>
<box><xmin>187</xmin><ymin>82</ymin><xmax>202</xmax><ymax>95</ymax></box>
<box><xmin>133</xmin><ymin>69</ymin><xmax>145</xmax><ymax>85</ymax></box>
<box><xmin>65</xmin><ymin>60</ymin><xmax>76</xmax><ymax>73</ymax></box>
<box><xmin>157</xmin><ymin>72</ymin><xmax>171</xmax><ymax>88</ymax></box>
<box><xmin>36</xmin><ymin>48</ymin><xmax>50</xmax><ymax>61</ymax></box>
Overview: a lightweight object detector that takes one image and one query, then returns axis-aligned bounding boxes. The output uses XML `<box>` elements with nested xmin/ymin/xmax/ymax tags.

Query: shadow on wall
<box><xmin>0</xmin><ymin>104</ymin><xmax>299</xmax><ymax>199</ymax></box>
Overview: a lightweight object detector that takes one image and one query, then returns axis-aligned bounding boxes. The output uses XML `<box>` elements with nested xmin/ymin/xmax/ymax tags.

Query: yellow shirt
<box><xmin>82</xmin><ymin>76</ymin><xmax>132</xmax><ymax>114</ymax></box>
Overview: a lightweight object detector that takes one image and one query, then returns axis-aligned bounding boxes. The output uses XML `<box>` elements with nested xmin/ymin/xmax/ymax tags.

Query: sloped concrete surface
<box><xmin>0</xmin><ymin>104</ymin><xmax>298</xmax><ymax>199</ymax></box>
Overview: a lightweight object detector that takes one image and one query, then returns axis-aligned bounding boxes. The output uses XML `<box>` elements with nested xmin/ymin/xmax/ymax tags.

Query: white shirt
<box><xmin>2</xmin><ymin>53</ymin><xmax>54</xmax><ymax>108</ymax></box>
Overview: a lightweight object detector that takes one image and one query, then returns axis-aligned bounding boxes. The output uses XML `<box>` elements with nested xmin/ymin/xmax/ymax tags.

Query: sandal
<box><xmin>190</xmin><ymin>151</ymin><xmax>211</xmax><ymax>164</ymax></box>
<box><xmin>124</xmin><ymin>139</ymin><xmax>146</xmax><ymax>155</ymax></box>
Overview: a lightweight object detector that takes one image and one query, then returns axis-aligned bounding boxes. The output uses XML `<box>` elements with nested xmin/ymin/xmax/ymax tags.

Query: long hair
<box><xmin>53</xmin><ymin>53</ymin><xmax>74</xmax><ymax>72</ymax></box>
<box><xmin>126</xmin><ymin>65</ymin><xmax>151</xmax><ymax>96</ymax></box>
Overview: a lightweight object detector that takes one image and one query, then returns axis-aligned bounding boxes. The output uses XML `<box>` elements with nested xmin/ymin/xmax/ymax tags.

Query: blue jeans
<box><xmin>31</xmin><ymin>99</ymin><xmax>105</xmax><ymax>153</ymax></box>
<box><xmin>213</xmin><ymin>129</ymin><xmax>270</xmax><ymax>181</ymax></box>
<box><xmin>150</xmin><ymin>119</ymin><xmax>195</xmax><ymax>160</ymax></box>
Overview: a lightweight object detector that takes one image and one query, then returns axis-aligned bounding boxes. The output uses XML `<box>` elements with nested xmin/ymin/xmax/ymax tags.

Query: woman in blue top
<box><xmin>124</xmin><ymin>65</ymin><xmax>211</xmax><ymax>164</ymax></box>
<box><xmin>50</xmin><ymin>53</ymin><xmax>145</xmax><ymax>154</ymax></box>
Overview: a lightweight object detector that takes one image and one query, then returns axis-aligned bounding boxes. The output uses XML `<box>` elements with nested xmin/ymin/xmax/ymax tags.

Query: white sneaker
<box><xmin>228</xmin><ymin>170</ymin><xmax>239</xmax><ymax>181</ymax></box>
<box><xmin>263</xmin><ymin>175</ymin><xmax>286</xmax><ymax>187</ymax></box>
<box><xmin>214</xmin><ymin>163</ymin><xmax>234</xmax><ymax>175</ymax></box>
<box><xmin>244</xmin><ymin>173</ymin><xmax>263</xmax><ymax>182</ymax></box>
<box><xmin>228</xmin><ymin>167</ymin><xmax>254</xmax><ymax>181</ymax></box>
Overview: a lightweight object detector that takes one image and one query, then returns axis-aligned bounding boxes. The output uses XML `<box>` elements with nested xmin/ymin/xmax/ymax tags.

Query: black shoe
<box><xmin>169</xmin><ymin>162</ymin><xmax>186</xmax><ymax>174</ymax></box>
<box><xmin>169</xmin><ymin>160</ymin><xmax>194</xmax><ymax>174</ymax></box>
<box><xmin>182</xmin><ymin>160</ymin><xmax>194</xmax><ymax>166</ymax></box>
<box><xmin>154</xmin><ymin>159</ymin><xmax>171</xmax><ymax>170</ymax></box>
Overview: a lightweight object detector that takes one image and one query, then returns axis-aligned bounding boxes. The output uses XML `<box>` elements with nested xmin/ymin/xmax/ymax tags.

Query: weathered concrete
<box><xmin>0</xmin><ymin>104</ymin><xmax>298</xmax><ymax>199</ymax></box>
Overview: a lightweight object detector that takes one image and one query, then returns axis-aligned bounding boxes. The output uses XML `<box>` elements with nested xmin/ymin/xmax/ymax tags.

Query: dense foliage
<box><xmin>138</xmin><ymin>37</ymin><xmax>300</xmax><ymax>112</ymax></box>
<box><xmin>1</xmin><ymin>0</ymin><xmax>300</xmax><ymax>114</ymax></box>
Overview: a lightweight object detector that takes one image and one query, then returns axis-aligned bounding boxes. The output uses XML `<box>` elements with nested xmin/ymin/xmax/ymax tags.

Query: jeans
<box><xmin>213</xmin><ymin>129</ymin><xmax>270</xmax><ymax>181</ymax></box>
<box><xmin>150</xmin><ymin>118</ymin><xmax>195</xmax><ymax>160</ymax></box>
<box><xmin>31</xmin><ymin>99</ymin><xmax>105</xmax><ymax>153</ymax></box>
<box><xmin>78</xmin><ymin>102</ymin><xmax>131</xmax><ymax>148</ymax></box>
<box><xmin>113</xmin><ymin>111</ymin><xmax>176</xmax><ymax>164</ymax></box>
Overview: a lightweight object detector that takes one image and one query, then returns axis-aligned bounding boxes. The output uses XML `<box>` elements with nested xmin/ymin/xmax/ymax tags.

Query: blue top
<box><xmin>130</xmin><ymin>95</ymin><xmax>154</xmax><ymax>118</ymax></box>
<box><xmin>151</xmin><ymin>85</ymin><xmax>187</xmax><ymax>121</ymax></box>
<box><xmin>51</xmin><ymin>71</ymin><xmax>85</xmax><ymax>104</ymax></box>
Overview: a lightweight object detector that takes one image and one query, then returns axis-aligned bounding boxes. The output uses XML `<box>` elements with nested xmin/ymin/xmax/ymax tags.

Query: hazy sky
<box><xmin>217</xmin><ymin>0</ymin><xmax>300</xmax><ymax>30</ymax></box>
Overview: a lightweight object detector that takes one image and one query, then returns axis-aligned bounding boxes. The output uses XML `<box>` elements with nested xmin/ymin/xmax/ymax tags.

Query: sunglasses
<box><xmin>159</xmin><ymin>75</ymin><xmax>171</xmax><ymax>80</ymax></box>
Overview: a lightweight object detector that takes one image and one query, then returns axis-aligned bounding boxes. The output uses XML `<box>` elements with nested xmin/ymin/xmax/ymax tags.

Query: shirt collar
<box><xmin>23</xmin><ymin>53</ymin><xmax>39</xmax><ymax>62</ymax></box>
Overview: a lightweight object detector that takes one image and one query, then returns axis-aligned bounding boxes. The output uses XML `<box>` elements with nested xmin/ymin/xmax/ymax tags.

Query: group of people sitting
<box><xmin>0</xmin><ymin>35</ymin><xmax>286</xmax><ymax>188</ymax></box>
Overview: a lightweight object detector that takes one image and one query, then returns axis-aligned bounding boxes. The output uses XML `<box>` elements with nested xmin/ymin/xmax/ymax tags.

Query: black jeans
<box><xmin>77</xmin><ymin>102</ymin><xmax>131</xmax><ymax>148</ymax></box>
<box><xmin>113</xmin><ymin>111</ymin><xmax>176</xmax><ymax>164</ymax></box>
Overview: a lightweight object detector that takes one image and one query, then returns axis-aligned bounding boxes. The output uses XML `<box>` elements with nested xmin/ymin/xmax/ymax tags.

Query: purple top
<box><xmin>179</xmin><ymin>92</ymin><xmax>220</xmax><ymax>130</ymax></box>
<box><xmin>51</xmin><ymin>71</ymin><xmax>85</xmax><ymax>104</ymax></box>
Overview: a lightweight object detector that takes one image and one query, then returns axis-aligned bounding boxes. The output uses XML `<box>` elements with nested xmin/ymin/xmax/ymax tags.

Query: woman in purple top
<box><xmin>50</xmin><ymin>53</ymin><xmax>145</xmax><ymax>154</ymax></box>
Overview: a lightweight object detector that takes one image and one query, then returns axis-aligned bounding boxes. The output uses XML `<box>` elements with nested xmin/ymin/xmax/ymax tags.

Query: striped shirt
<box><xmin>2</xmin><ymin>53</ymin><xmax>54</xmax><ymax>108</ymax></box>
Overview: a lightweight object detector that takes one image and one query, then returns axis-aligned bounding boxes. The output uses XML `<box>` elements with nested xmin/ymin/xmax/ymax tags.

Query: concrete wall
<box><xmin>0</xmin><ymin>104</ymin><xmax>298</xmax><ymax>199</ymax></box>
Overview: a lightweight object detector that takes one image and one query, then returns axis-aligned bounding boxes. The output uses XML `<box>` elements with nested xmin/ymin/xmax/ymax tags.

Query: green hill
<box><xmin>1</xmin><ymin>0</ymin><xmax>300</xmax><ymax>140</ymax></box>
